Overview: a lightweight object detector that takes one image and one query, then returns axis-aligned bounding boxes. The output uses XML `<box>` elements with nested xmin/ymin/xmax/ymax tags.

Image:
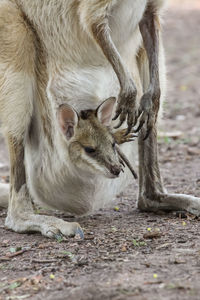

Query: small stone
<box><xmin>50</xmin><ymin>274</ymin><xmax>55</xmax><ymax>279</ymax></box>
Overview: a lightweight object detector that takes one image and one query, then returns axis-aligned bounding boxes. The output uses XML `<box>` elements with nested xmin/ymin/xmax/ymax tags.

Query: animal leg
<box><xmin>79</xmin><ymin>1</ymin><xmax>138</xmax><ymax>133</ymax></box>
<box><xmin>138</xmin><ymin>125</ymin><xmax>200</xmax><ymax>216</ymax></box>
<box><xmin>137</xmin><ymin>3</ymin><xmax>162</xmax><ymax>139</ymax></box>
<box><xmin>137</xmin><ymin>4</ymin><xmax>200</xmax><ymax>214</ymax></box>
<box><xmin>0</xmin><ymin>2</ymin><xmax>83</xmax><ymax>238</ymax></box>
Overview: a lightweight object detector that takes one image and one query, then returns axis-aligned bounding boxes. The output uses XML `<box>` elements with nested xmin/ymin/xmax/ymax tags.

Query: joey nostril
<box><xmin>110</xmin><ymin>165</ymin><xmax>121</xmax><ymax>176</ymax></box>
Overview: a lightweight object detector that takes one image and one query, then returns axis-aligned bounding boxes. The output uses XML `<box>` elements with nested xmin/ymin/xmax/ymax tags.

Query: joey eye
<box><xmin>84</xmin><ymin>147</ymin><xmax>96</xmax><ymax>154</ymax></box>
<box><xmin>112</xmin><ymin>142</ymin><xmax>116</xmax><ymax>148</ymax></box>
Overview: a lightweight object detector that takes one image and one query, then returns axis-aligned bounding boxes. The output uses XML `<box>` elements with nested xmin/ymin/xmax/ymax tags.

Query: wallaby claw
<box><xmin>135</xmin><ymin>111</ymin><xmax>155</xmax><ymax>140</ymax></box>
<box><xmin>113</xmin><ymin>84</ymin><xmax>137</xmax><ymax>132</ymax></box>
<box><xmin>114</xmin><ymin>110</ymin><xmax>126</xmax><ymax>129</ymax></box>
<box><xmin>112</xmin><ymin>108</ymin><xmax>122</xmax><ymax>122</ymax></box>
<box><xmin>136</xmin><ymin>91</ymin><xmax>158</xmax><ymax>139</ymax></box>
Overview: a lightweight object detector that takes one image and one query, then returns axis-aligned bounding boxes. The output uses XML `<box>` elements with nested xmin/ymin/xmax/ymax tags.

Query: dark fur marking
<box><xmin>9</xmin><ymin>136</ymin><xmax>26</xmax><ymax>193</ymax></box>
<box><xmin>80</xmin><ymin>109</ymin><xmax>94</xmax><ymax>120</ymax></box>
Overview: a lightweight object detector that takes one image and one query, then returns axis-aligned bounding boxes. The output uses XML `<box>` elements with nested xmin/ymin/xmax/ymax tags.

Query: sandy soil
<box><xmin>0</xmin><ymin>1</ymin><xmax>200</xmax><ymax>299</ymax></box>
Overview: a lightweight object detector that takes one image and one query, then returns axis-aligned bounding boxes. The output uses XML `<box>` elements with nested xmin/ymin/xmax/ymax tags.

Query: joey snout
<box><xmin>110</xmin><ymin>164</ymin><xmax>122</xmax><ymax>177</ymax></box>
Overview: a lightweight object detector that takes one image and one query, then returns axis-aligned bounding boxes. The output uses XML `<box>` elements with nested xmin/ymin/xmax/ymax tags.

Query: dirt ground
<box><xmin>0</xmin><ymin>1</ymin><xmax>200</xmax><ymax>299</ymax></box>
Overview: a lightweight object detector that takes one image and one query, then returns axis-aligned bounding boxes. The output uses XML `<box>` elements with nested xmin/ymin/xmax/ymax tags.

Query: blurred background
<box><xmin>0</xmin><ymin>1</ymin><xmax>199</xmax><ymax>299</ymax></box>
<box><xmin>158</xmin><ymin>0</ymin><xmax>200</xmax><ymax>196</ymax></box>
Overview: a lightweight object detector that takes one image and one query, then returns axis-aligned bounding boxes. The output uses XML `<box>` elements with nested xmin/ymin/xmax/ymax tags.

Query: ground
<box><xmin>0</xmin><ymin>1</ymin><xmax>200</xmax><ymax>299</ymax></box>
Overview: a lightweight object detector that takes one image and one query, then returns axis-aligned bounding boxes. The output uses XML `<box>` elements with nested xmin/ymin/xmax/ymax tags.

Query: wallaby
<box><xmin>0</xmin><ymin>0</ymin><xmax>200</xmax><ymax>239</ymax></box>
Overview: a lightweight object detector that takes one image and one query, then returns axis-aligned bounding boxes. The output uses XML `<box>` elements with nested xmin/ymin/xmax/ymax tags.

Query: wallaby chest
<box><xmin>16</xmin><ymin>0</ymin><xmax>147</xmax><ymax>67</ymax></box>
<box><xmin>109</xmin><ymin>0</ymin><xmax>147</xmax><ymax>46</ymax></box>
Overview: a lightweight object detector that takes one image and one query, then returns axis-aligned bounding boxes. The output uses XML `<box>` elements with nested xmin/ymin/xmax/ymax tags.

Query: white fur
<box><xmin>0</xmin><ymin>64</ymin><xmax>34</xmax><ymax>139</ymax></box>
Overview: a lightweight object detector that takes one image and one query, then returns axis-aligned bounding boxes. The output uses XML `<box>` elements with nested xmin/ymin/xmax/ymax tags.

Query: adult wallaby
<box><xmin>0</xmin><ymin>0</ymin><xmax>200</xmax><ymax>239</ymax></box>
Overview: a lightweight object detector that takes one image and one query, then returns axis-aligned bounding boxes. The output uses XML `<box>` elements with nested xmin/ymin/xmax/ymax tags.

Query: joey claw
<box><xmin>113</xmin><ymin>128</ymin><xmax>138</xmax><ymax>145</ymax></box>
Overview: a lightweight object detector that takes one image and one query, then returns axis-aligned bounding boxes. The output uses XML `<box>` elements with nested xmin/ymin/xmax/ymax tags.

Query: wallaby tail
<box><xmin>0</xmin><ymin>182</ymin><xmax>9</xmax><ymax>208</ymax></box>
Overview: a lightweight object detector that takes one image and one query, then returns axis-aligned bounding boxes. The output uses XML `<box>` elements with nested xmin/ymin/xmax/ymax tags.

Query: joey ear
<box><xmin>57</xmin><ymin>104</ymin><xmax>78</xmax><ymax>140</ymax></box>
<box><xmin>96</xmin><ymin>97</ymin><xmax>116</xmax><ymax>126</ymax></box>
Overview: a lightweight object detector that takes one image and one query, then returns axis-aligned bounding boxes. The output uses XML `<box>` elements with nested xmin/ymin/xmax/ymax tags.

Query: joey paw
<box><xmin>114</xmin><ymin>128</ymin><xmax>137</xmax><ymax>145</ymax></box>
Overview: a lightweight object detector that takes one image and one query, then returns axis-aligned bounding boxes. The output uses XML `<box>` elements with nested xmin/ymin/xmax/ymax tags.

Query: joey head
<box><xmin>57</xmin><ymin>97</ymin><xmax>126</xmax><ymax>179</ymax></box>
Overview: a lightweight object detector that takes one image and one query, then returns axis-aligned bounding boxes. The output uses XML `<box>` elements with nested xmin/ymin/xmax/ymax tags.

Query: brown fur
<box><xmin>0</xmin><ymin>2</ymin><xmax>35</xmax><ymax>74</ymax></box>
<box><xmin>7</xmin><ymin>135</ymin><xmax>26</xmax><ymax>194</ymax></box>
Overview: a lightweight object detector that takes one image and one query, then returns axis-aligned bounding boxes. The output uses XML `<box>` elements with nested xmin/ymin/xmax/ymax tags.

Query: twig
<box><xmin>0</xmin><ymin>257</ymin><xmax>10</xmax><ymax>262</ymax></box>
<box><xmin>0</xmin><ymin>249</ymin><xmax>27</xmax><ymax>261</ymax></box>
<box><xmin>116</xmin><ymin>145</ymin><xmax>138</xmax><ymax>179</ymax></box>
<box><xmin>32</xmin><ymin>259</ymin><xmax>58</xmax><ymax>263</ymax></box>
<box><xmin>144</xmin><ymin>281</ymin><xmax>163</xmax><ymax>285</ymax></box>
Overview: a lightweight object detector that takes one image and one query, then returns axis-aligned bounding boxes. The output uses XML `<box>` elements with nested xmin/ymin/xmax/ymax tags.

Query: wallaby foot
<box><xmin>6</xmin><ymin>185</ymin><xmax>83</xmax><ymax>239</ymax></box>
<box><xmin>138</xmin><ymin>193</ymin><xmax>200</xmax><ymax>216</ymax></box>
<box><xmin>137</xmin><ymin>125</ymin><xmax>200</xmax><ymax>217</ymax></box>
<box><xmin>6</xmin><ymin>132</ymin><xmax>83</xmax><ymax>239</ymax></box>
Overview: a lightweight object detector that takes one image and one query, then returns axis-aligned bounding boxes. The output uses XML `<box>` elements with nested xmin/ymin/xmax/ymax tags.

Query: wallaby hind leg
<box><xmin>137</xmin><ymin>6</ymin><xmax>200</xmax><ymax>215</ymax></box>
<box><xmin>138</xmin><ymin>126</ymin><xmax>200</xmax><ymax>216</ymax></box>
<box><xmin>5</xmin><ymin>136</ymin><xmax>83</xmax><ymax>239</ymax></box>
<box><xmin>0</xmin><ymin>1</ymin><xmax>83</xmax><ymax>238</ymax></box>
